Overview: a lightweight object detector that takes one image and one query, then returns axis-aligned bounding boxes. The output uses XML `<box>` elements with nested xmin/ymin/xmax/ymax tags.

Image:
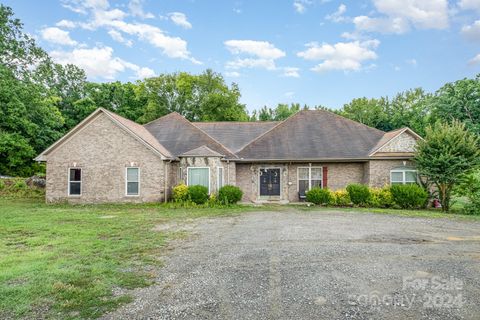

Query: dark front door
<box><xmin>260</xmin><ymin>168</ymin><xmax>281</xmax><ymax>196</ymax></box>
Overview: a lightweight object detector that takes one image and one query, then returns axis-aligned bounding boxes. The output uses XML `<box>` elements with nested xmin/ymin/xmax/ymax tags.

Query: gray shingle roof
<box><xmin>179</xmin><ymin>145</ymin><xmax>224</xmax><ymax>157</ymax></box>
<box><xmin>193</xmin><ymin>121</ymin><xmax>279</xmax><ymax>152</ymax></box>
<box><xmin>235</xmin><ymin>110</ymin><xmax>386</xmax><ymax>160</ymax></box>
<box><xmin>144</xmin><ymin>112</ymin><xmax>236</xmax><ymax>158</ymax></box>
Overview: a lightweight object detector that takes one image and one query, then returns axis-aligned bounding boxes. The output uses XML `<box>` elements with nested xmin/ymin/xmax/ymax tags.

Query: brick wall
<box><xmin>45</xmin><ymin>113</ymin><xmax>166</xmax><ymax>203</ymax></box>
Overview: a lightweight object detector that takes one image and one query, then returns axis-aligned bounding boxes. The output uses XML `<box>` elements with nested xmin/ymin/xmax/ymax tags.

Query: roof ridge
<box><xmin>235</xmin><ymin>111</ymin><xmax>305</xmax><ymax>155</ymax></box>
<box><xmin>189</xmin><ymin>122</ymin><xmax>238</xmax><ymax>157</ymax></box>
<box><xmin>194</xmin><ymin>121</ymin><xmax>280</xmax><ymax>124</ymax></box>
<box><xmin>312</xmin><ymin>109</ymin><xmax>386</xmax><ymax>134</ymax></box>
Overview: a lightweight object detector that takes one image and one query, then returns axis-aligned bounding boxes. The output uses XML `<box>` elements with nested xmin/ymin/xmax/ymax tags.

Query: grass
<box><xmin>0</xmin><ymin>197</ymin><xmax>259</xmax><ymax>319</ymax></box>
<box><xmin>1</xmin><ymin>196</ymin><xmax>478</xmax><ymax>319</ymax></box>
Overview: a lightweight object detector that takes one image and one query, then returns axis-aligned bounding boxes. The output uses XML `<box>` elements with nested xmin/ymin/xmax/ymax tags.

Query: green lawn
<box><xmin>1</xmin><ymin>197</ymin><xmax>478</xmax><ymax>319</ymax></box>
<box><xmin>0</xmin><ymin>197</ymin><xmax>257</xmax><ymax>319</ymax></box>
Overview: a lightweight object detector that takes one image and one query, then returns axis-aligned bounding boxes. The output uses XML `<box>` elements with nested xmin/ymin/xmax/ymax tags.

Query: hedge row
<box><xmin>306</xmin><ymin>183</ymin><xmax>428</xmax><ymax>209</ymax></box>
<box><xmin>172</xmin><ymin>184</ymin><xmax>243</xmax><ymax>205</ymax></box>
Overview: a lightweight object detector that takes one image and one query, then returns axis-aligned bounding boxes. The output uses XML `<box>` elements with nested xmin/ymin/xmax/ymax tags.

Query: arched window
<box><xmin>390</xmin><ymin>167</ymin><xmax>418</xmax><ymax>185</ymax></box>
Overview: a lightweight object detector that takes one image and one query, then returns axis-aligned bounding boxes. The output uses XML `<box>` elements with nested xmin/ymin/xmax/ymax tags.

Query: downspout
<box><xmin>164</xmin><ymin>160</ymin><xmax>171</xmax><ymax>203</ymax></box>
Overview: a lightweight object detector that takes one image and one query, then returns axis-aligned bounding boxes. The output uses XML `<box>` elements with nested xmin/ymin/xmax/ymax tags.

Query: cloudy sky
<box><xmin>5</xmin><ymin>0</ymin><xmax>480</xmax><ymax>111</ymax></box>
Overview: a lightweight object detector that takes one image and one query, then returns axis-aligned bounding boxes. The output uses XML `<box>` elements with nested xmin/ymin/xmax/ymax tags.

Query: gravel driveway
<box><xmin>104</xmin><ymin>210</ymin><xmax>480</xmax><ymax>320</ymax></box>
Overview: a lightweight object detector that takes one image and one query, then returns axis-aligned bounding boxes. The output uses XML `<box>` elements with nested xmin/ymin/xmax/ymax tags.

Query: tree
<box><xmin>414</xmin><ymin>120</ymin><xmax>480</xmax><ymax>212</ymax></box>
<box><xmin>432</xmin><ymin>75</ymin><xmax>480</xmax><ymax>135</ymax></box>
<box><xmin>340</xmin><ymin>97</ymin><xmax>390</xmax><ymax>130</ymax></box>
<box><xmin>136</xmin><ymin>69</ymin><xmax>248</xmax><ymax>123</ymax></box>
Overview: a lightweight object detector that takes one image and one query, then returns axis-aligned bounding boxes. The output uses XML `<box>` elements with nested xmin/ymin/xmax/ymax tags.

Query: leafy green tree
<box><xmin>431</xmin><ymin>75</ymin><xmax>480</xmax><ymax>135</ymax></box>
<box><xmin>136</xmin><ymin>69</ymin><xmax>248</xmax><ymax>123</ymax></box>
<box><xmin>414</xmin><ymin>120</ymin><xmax>480</xmax><ymax>212</ymax></box>
<box><xmin>340</xmin><ymin>97</ymin><xmax>390</xmax><ymax>130</ymax></box>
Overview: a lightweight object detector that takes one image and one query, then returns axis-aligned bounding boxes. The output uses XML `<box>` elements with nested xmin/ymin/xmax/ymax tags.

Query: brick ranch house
<box><xmin>35</xmin><ymin>108</ymin><xmax>422</xmax><ymax>203</ymax></box>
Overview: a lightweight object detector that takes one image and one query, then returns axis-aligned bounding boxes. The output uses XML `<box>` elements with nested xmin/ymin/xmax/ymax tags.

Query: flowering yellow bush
<box><xmin>172</xmin><ymin>184</ymin><xmax>189</xmax><ymax>202</ymax></box>
<box><xmin>368</xmin><ymin>186</ymin><xmax>394</xmax><ymax>208</ymax></box>
<box><xmin>333</xmin><ymin>189</ymin><xmax>351</xmax><ymax>206</ymax></box>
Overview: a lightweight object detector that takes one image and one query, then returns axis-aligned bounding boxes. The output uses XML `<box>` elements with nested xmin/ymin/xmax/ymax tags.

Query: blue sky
<box><xmin>4</xmin><ymin>0</ymin><xmax>480</xmax><ymax>111</ymax></box>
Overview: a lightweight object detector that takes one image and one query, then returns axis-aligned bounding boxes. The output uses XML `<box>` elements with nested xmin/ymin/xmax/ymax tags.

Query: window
<box><xmin>68</xmin><ymin>168</ymin><xmax>82</xmax><ymax>196</ymax></box>
<box><xmin>178</xmin><ymin>167</ymin><xmax>183</xmax><ymax>183</ymax></box>
<box><xmin>126</xmin><ymin>167</ymin><xmax>140</xmax><ymax>196</ymax></box>
<box><xmin>187</xmin><ymin>167</ymin><xmax>210</xmax><ymax>192</ymax></box>
<box><xmin>298</xmin><ymin>167</ymin><xmax>322</xmax><ymax>195</ymax></box>
<box><xmin>217</xmin><ymin>167</ymin><xmax>224</xmax><ymax>189</ymax></box>
<box><xmin>390</xmin><ymin>167</ymin><xmax>417</xmax><ymax>185</ymax></box>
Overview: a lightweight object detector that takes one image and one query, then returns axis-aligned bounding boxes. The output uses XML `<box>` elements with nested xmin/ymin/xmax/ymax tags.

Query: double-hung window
<box><xmin>126</xmin><ymin>167</ymin><xmax>140</xmax><ymax>196</ymax></box>
<box><xmin>68</xmin><ymin>168</ymin><xmax>82</xmax><ymax>196</ymax></box>
<box><xmin>187</xmin><ymin>167</ymin><xmax>210</xmax><ymax>192</ymax></box>
<box><xmin>390</xmin><ymin>167</ymin><xmax>417</xmax><ymax>185</ymax></box>
<box><xmin>298</xmin><ymin>167</ymin><xmax>322</xmax><ymax>195</ymax></box>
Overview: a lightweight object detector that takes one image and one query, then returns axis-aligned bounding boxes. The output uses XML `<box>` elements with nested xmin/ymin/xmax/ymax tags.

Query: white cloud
<box><xmin>297</xmin><ymin>40</ymin><xmax>379</xmax><ymax>72</ymax></box>
<box><xmin>326</xmin><ymin>4</ymin><xmax>347</xmax><ymax>22</ymax></box>
<box><xmin>294</xmin><ymin>1</ymin><xmax>306</xmax><ymax>13</ymax></box>
<box><xmin>406</xmin><ymin>58</ymin><xmax>417</xmax><ymax>66</ymax></box>
<box><xmin>224</xmin><ymin>40</ymin><xmax>286</xmax><ymax>71</ymax></box>
<box><xmin>283</xmin><ymin>67</ymin><xmax>300</xmax><ymax>77</ymax></box>
<box><xmin>293</xmin><ymin>0</ymin><xmax>312</xmax><ymax>13</ymax></box>
<box><xmin>40</xmin><ymin>27</ymin><xmax>78</xmax><ymax>46</ymax></box>
<box><xmin>58</xmin><ymin>0</ymin><xmax>200</xmax><ymax>64</ymax></box>
<box><xmin>128</xmin><ymin>0</ymin><xmax>154</xmax><ymax>19</ymax></box>
<box><xmin>469</xmin><ymin>53</ymin><xmax>480</xmax><ymax>65</ymax></box>
<box><xmin>458</xmin><ymin>0</ymin><xmax>480</xmax><ymax>12</ymax></box>
<box><xmin>225</xmin><ymin>71</ymin><xmax>241</xmax><ymax>77</ymax></box>
<box><xmin>168</xmin><ymin>12</ymin><xmax>192</xmax><ymax>29</ymax></box>
<box><xmin>353</xmin><ymin>0</ymin><xmax>449</xmax><ymax>34</ymax></box>
<box><xmin>108</xmin><ymin>29</ymin><xmax>133</xmax><ymax>46</ymax></box>
<box><xmin>461</xmin><ymin>20</ymin><xmax>480</xmax><ymax>41</ymax></box>
<box><xmin>135</xmin><ymin>66</ymin><xmax>156</xmax><ymax>78</ymax></box>
<box><xmin>225</xmin><ymin>40</ymin><xmax>285</xmax><ymax>59</ymax></box>
<box><xmin>284</xmin><ymin>91</ymin><xmax>295</xmax><ymax>97</ymax></box>
<box><xmin>50</xmin><ymin>46</ymin><xmax>154</xmax><ymax>79</ymax></box>
<box><xmin>56</xmin><ymin>19</ymin><xmax>76</xmax><ymax>28</ymax></box>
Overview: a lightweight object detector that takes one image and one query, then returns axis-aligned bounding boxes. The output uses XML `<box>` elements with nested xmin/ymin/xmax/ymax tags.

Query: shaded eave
<box><xmin>231</xmin><ymin>156</ymin><xmax>414</xmax><ymax>163</ymax></box>
<box><xmin>35</xmin><ymin>108</ymin><xmax>174</xmax><ymax>162</ymax></box>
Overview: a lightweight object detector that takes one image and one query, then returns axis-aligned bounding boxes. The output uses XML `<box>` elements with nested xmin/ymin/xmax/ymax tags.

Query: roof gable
<box><xmin>369</xmin><ymin>127</ymin><xmax>422</xmax><ymax>156</ymax></box>
<box><xmin>179</xmin><ymin>145</ymin><xmax>224</xmax><ymax>157</ymax></box>
<box><xmin>144</xmin><ymin>112</ymin><xmax>236</xmax><ymax>158</ymax></box>
<box><xmin>193</xmin><ymin>121</ymin><xmax>279</xmax><ymax>152</ymax></box>
<box><xmin>236</xmin><ymin>110</ymin><xmax>385</xmax><ymax>160</ymax></box>
<box><xmin>35</xmin><ymin>108</ymin><xmax>172</xmax><ymax>161</ymax></box>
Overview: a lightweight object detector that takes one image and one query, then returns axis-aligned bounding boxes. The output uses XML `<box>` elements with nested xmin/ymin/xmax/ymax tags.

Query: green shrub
<box><xmin>0</xmin><ymin>179</ymin><xmax>5</xmax><ymax>190</ymax></box>
<box><xmin>368</xmin><ymin>187</ymin><xmax>394</xmax><ymax>208</ymax></box>
<box><xmin>346</xmin><ymin>184</ymin><xmax>370</xmax><ymax>206</ymax></box>
<box><xmin>390</xmin><ymin>184</ymin><xmax>428</xmax><ymax>209</ymax></box>
<box><xmin>218</xmin><ymin>185</ymin><xmax>243</xmax><ymax>204</ymax></box>
<box><xmin>12</xmin><ymin>180</ymin><xmax>27</xmax><ymax>191</ymax></box>
<box><xmin>172</xmin><ymin>184</ymin><xmax>189</xmax><ymax>202</ymax></box>
<box><xmin>187</xmin><ymin>185</ymin><xmax>209</xmax><ymax>205</ymax></box>
<box><xmin>332</xmin><ymin>189</ymin><xmax>351</xmax><ymax>206</ymax></box>
<box><xmin>306</xmin><ymin>187</ymin><xmax>333</xmax><ymax>205</ymax></box>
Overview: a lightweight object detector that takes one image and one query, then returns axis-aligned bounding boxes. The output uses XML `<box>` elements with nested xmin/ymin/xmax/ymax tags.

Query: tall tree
<box><xmin>414</xmin><ymin>120</ymin><xmax>480</xmax><ymax>212</ymax></box>
<box><xmin>340</xmin><ymin>97</ymin><xmax>390</xmax><ymax>130</ymax></box>
<box><xmin>431</xmin><ymin>75</ymin><xmax>480</xmax><ymax>135</ymax></box>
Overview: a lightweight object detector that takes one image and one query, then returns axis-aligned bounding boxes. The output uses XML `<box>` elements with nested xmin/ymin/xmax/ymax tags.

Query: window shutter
<box><xmin>322</xmin><ymin>167</ymin><xmax>328</xmax><ymax>189</ymax></box>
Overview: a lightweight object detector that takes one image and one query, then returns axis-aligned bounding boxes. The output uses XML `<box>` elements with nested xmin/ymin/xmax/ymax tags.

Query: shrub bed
<box><xmin>218</xmin><ymin>185</ymin><xmax>243</xmax><ymax>204</ymax></box>
<box><xmin>187</xmin><ymin>185</ymin><xmax>209</xmax><ymax>205</ymax></box>
<box><xmin>346</xmin><ymin>184</ymin><xmax>371</xmax><ymax>206</ymax></box>
<box><xmin>390</xmin><ymin>184</ymin><xmax>428</xmax><ymax>209</ymax></box>
<box><xmin>306</xmin><ymin>187</ymin><xmax>333</xmax><ymax>205</ymax></box>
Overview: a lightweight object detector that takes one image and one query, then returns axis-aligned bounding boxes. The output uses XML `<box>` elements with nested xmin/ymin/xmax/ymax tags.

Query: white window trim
<box><xmin>258</xmin><ymin>167</ymin><xmax>282</xmax><ymax>198</ymax></box>
<box><xmin>390</xmin><ymin>169</ymin><xmax>417</xmax><ymax>185</ymax></box>
<box><xmin>187</xmin><ymin>167</ymin><xmax>211</xmax><ymax>194</ymax></box>
<box><xmin>125</xmin><ymin>167</ymin><xmax>140</xmax><ymax>196</ymax></box>
<box><xmin>297</xmin><ymin>166</ymin><xmax>323</xmax><ymax>192</ymax></box>
<box><xmin>217</xmin><ymin>167</ymin><xmax>224</xmax><ymax>190</ymax></box>
<box><xmin>178</xmin><ymin>167</ymin><xmax>183</xmax><ymax>184</ymax></box>
<box><xmin>68</xmin><ymin>167</ymin><xmax>82</xmax><ymax>196</ymax></box>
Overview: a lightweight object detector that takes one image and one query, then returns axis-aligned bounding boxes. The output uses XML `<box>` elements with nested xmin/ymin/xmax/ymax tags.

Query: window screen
<box><xmin>126</xmin><ymin>167</ymin><xmax>139</xmax><ymax>195</ymax></box>
<box><xmin>69</xmin><ymin>168</ymin><xmax>81</xmax><ymax>195</ymax></box>
<box><xmin>188</xmin><ymin>168</ymin><xmax>210</xmax><ymax>191</ymax></box>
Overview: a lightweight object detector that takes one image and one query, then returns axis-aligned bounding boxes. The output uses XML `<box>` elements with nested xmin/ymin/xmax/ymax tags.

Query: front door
<box><xmin>259</xmin><ymin>168</ymin><xmax>281</xmax><ymax>196</ymax></box>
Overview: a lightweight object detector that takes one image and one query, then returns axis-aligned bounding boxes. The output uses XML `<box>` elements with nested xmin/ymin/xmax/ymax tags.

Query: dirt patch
<box><xmin>358</xmin><ymin>234</ymin><xmax>434</xmax><ymax>244</ymax></box>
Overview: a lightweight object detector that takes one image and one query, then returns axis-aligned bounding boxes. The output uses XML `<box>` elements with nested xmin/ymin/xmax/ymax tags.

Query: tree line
<box><xmin>1</xmin><ymin>4</ymin><xmax>479</xmax><ymax>176</ymax></box>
